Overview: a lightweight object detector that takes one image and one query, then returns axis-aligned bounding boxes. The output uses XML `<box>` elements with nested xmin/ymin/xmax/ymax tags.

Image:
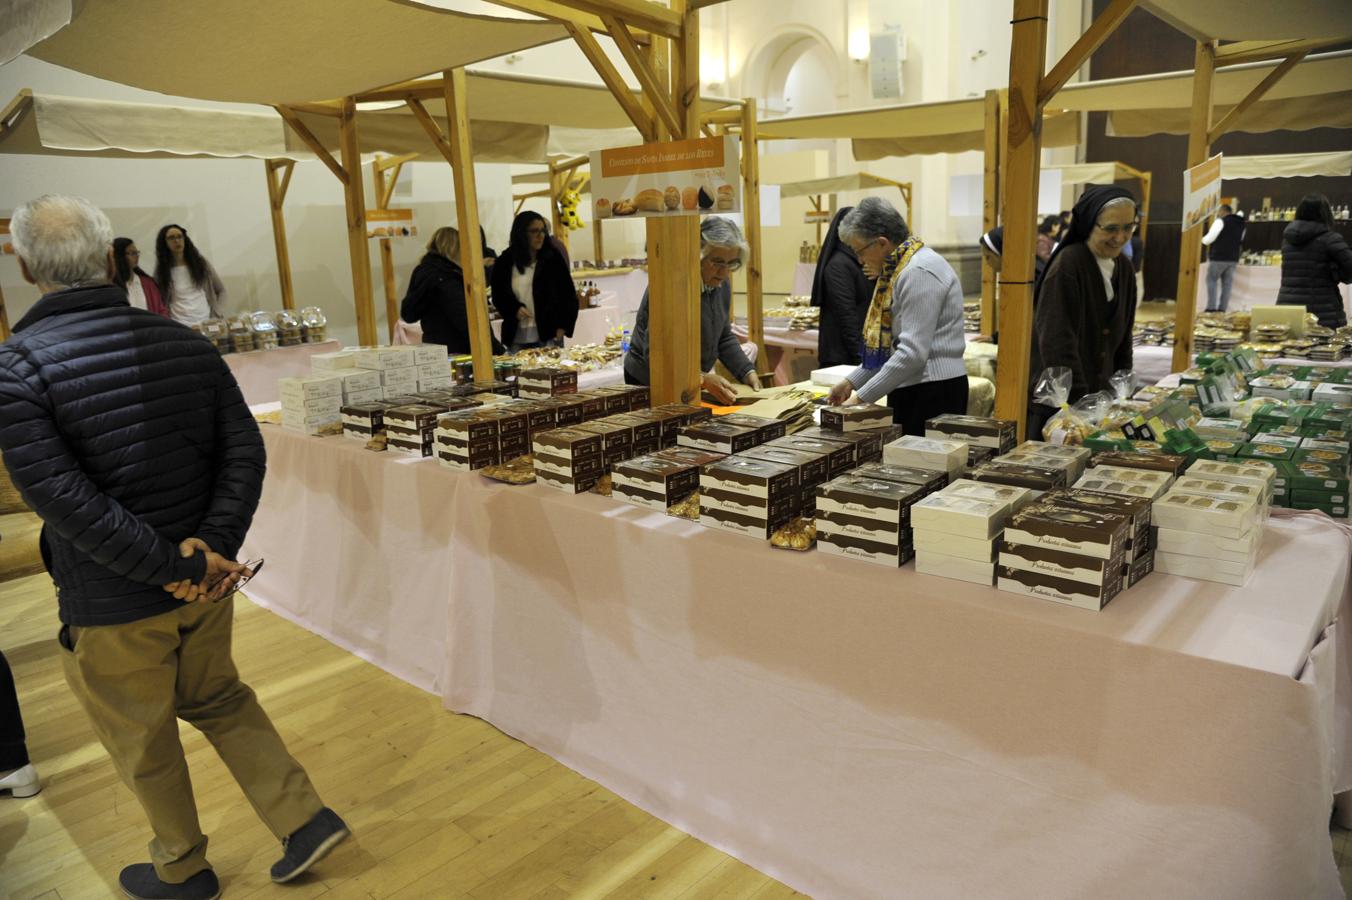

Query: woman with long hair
<box><xmin>400</xmin><ymin>226</ymin><xmax>505</xmax><ymax>355</ymax></box>
<box><xmin>1276</xmin><ymin>193</ymin><xmax>1352</xmax><ymax>329</ymax></box>
<box><xmin>489</xmin><ymin>211</ymin><xmax>578</xmax><ymax>351</ymax></box>
<box><xmin>112</xmin><ymin>237</ymin><xmax>169</xmax><ymax>317</ymax></box>
<box><xmin>153</xmin><ymin>224</ymin><xmax>227</xmax><ymax>325</ymax></box>
<box><xmin>811</xmin><ymin>206</ymin><xmax>876</xmax><ymax>368</ymax></box>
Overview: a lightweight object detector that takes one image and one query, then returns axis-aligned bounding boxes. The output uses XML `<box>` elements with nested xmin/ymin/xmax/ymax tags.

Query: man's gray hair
<box><xmin>10</xmin><ymin>194</ymin><xmax>114</xmax><ymax>288</ymax></box>
<box><xmin>700</xmin><ymin>216</ymin><xmax>748</xmax><ymax>268</ymax></box>
<box><xmin>838</xmin><ymin>196</ymin><xmax>909</xmax><ymax>246</ymax></box>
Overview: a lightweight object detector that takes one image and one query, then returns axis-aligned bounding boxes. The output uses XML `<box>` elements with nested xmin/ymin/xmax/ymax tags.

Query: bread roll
<box><xmin>682</xmin><ymin>186</ymin><xmax>699</xmax><ymax>210</ymax></box>
<box><xmin>664</xmin><ymin>186</ymin><xmax>681</xmax><ymax>210</ymax></box>
<box><xmin>595</xmin><ymin>198</ymin><xmax>612</xmax><ymax>219</ymax></box>
<box><xmin>636</xmin><ymin>188</ymin><xmax>664</xmax><ymax>212</ymax></box>
<box><xmin>716</xmin><ymin>184</ymin><xmax>734</xmax><ymax>210</ymax></box>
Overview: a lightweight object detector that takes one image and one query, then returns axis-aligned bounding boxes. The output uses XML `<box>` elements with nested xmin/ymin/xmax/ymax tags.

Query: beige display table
<box><xmin>224</xmin><ymin>340</ymin><xmax>341</xmax><ymax>405</ymax></box>
<box><xmin>243</xmin><ymin>424</ymin><xmax>1352</xmax><ymax>900</ymax></box>
<box><xmin>395</xmin><ymin>302</ymin><xmax>621</xmax><ymax>349</ymax></box>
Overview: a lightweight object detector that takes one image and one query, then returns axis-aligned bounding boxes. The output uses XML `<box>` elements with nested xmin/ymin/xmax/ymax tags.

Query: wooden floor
<box><xmin>0</xmin><ymin>560</ymin><xmax>801</xmax><ymax>900</ymax></box>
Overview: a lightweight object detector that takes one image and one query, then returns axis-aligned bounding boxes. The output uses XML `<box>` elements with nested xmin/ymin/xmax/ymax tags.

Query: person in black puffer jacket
<box><xmin>1276</xmin><ymin>193</ymin><xmax>1352</xmax><ymax>329</ymax></box>
<box><xmin>811</xmin><ymin>206</ymin><xmax>876</xmax><ymax>368</ymax></box>
<box><xmin>400</xmin><ymin>226</ymin><xmax>504</xmax><ymax>355</ymax></box>
<box><xmin>0</xmin><ymin>195</ymin><xmax>348</xmax><ymax>899</ymax></box>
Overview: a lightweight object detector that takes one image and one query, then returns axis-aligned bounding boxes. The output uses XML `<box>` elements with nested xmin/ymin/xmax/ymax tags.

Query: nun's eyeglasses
<box><xmin>1094</xmin><ymin>222</ymin><xmax>1139</xmax><ymax>237</ymax></box>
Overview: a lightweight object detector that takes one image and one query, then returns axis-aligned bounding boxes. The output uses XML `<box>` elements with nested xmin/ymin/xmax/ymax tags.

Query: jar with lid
<box><xmin>299</xmin><ymin>306</ymin><xmax>327</xmax><ymax>343</ymax></box>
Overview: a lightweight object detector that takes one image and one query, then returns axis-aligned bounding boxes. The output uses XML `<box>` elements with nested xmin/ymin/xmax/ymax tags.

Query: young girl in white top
<box><xmin>154</xmin><ymin>224</ymin><xmax>227</xmax><ymax>326</ymax></box>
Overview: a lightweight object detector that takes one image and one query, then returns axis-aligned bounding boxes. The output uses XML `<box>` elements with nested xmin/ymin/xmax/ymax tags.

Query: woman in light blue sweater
<box><xmin>827</xmin><ymin>197</ymin><xmax>968</xmax><ymax>435</ymax></box>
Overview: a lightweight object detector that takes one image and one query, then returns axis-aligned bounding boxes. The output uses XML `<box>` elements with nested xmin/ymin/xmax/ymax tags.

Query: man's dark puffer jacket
<box><xmin>0</xmin><ymin>284</ymin><xmax>265</xmax><ymax>626</ymax></box>
<box><xmin>1275</xmin><ymin>220</ymin><xmax>1352</xmax><ymax>329</ymax></box>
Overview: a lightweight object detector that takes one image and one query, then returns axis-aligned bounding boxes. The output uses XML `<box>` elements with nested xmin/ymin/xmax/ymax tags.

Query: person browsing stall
<box><xmin>1276</xmin><ymin>193</ymin><xmax>1352</xmax><ymax>329</ymax></box>
<box><xmin>811</xmin><ymin>206</ymin><xmax>877</xmax><ymax>368</ymax></box>
<box><xmin>826</xmin><ymin>197</ymin><xmax>968</xmax><ymax>434</ymax></box>
<box><xmin>491</xmin><ymin>211</ymin><xmax>578</xmax><ymax>351</ymax></box>
<box><xmin>400</xmin><ymin>226</ymin><xmax>505</xmax><ymax>355</ymax></box>
<box><xmin>1027</xmin><ymin>185</ymin><xmax>1140</xmax><ymax>437</ymax></box>
<box><xmin>623</xmin><ymin>216</ymin><xmax>762</xmax><ymax>405</ymax></box>
<box><xmin>113</xmin><ymin>237</ymin><xmax>169</xmax><ymax>317</ymax></box>
<box><xmin>153</xmin><ymin>224</ymin><xmax>227</xmax><ymax>326</ymax></box>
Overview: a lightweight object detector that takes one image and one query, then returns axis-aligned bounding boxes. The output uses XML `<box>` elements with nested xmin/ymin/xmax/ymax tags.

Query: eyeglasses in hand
<box><xmin>206</xmin><ymin>558</ymin><xmax>264</xmax><ymax>602</ymax></box>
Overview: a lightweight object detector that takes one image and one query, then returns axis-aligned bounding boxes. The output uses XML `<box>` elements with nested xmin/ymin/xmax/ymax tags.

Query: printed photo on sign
<box><xmin>1182</xmin><ymin>153</ymin><xmax>1223</xmax><ymax>231</ymax></box>
<box><xmin>590</xmin><ymin>135</ymin><xmax>741</xmax><ymax>220</ymax></box>
<box><xmin>366</xmin><ymin>208</ymin><xmax>418</xmax><ymax>239</ymax></box>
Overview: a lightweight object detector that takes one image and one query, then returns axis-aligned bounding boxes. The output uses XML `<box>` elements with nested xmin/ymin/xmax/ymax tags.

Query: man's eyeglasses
<box><xmin>1094</xmin><ymin>222</ymin><xmax>1139</xmax><ymax>237</ymax></box>
<box><xmin>705</xmin><ymin>256</ymin><xmax>742</xmax><ymax>272</ymax></box>
<box><xmin>206</xmin><ymin>558</ymin><xmax>264</xmax><ymax>603</ymax></box>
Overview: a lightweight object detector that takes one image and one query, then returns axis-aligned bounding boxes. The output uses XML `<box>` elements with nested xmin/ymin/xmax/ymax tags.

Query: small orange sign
<box><xmin>366</xmin><ymin>208</ymin><xmax>417</xmax><ymax>239</ymax></box>
<box><xmin>590</xmin><ymin>135</ymin><xmax>742</xmax><ymax>220</ymax></box>
<box><xmin>600</xmin><ymin>137</ymin><xmax>726</xmax><ymax>178</ymax></box>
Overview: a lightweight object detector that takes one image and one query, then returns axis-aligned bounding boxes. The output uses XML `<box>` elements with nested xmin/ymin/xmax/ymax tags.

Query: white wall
<box><xmin>0</xmin><ymin>56</ymin><xmax>513</xmax><ymax>347</ymax></box>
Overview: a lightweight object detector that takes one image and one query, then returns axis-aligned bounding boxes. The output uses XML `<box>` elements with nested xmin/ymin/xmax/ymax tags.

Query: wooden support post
<box><xmin>742</xmin><ymin>99</ymin><xmax>766</xmax><ymax>377</ymax></box>
<box><xmin>1138</xmin><ymin>170</ymin><xmax>1152</xmax><ymax>276</ymax></box>
<box><xmin>372</xmin><ymin>157</ymin><xmax>404</xmax><ymax>341</ymax></box>
<box><xmin>592</xmin><ymin>216</ymin><xmax>605</xmax><ymax>263</ymax></box>
<box><xmin>644</xmin><ymin>0</ymin><xmax>702</xmax><ymax>404</ymax></box>
<box><xmin>981</xmin><ymin>89</ymin><xmax>1001</xmax><ymax>337</ymax></box>
<box><xmin>1206</xmin><ymin>52</ymin><xmax>1305</xmax><ymax>145</ymax></box>
<box><xmin>1171</xmin><ymin>40</ymin><xmax>1215</xmax><ymax>373</ymax></box>
<box><xmin>443</xmin><ymin>68</ymin><xmax>494</xmax><ymax>382</ymax></box>
<box><xmin>264</xmin><ymin>160</ymin><xmax>297</xmax><ymax>311</ymax></box>
<box><xmin>548</xmin><ymin>163</ymin><xmax>567</xmax><ymax>251</ymax></box>
<box><xmin>337</xmin><ymin>98</ymin><xmax>377</xmax><ymax>347</ymax></box>
<box><xmin>993</xmin><ymin>0</ymin><xmax>1048</xmax><ymax>441</ymax></box>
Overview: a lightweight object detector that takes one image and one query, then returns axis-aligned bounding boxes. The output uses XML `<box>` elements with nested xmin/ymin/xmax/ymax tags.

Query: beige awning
<box><xmin>1</xmin><ymin>0</ymin><xmax>70</xmax><ymax>67</ymax></box>
<box><xmin>1109</xmin><ymin>91</ymin><xmax>1352</xmax><ymax>137</ymax></box>
<box><xmin>849</xmin><ymin>110</ymin><xmax>1081</xmax><ymax>160</ymax></box>
<box><xmin>289</xmin><ymin>107</ymin><xmax>549</xmax><ymax>164</ymax></box>
<box><xmin>24</xmin><ymin>0</ymin><xmax>568</xmax><ymax>105</ymax></box>
<box><xmin>1221</xmin><ymin>151</ymin><xmax>1352</xmax><ymax>180</ymax></box>
<box><xmin>0</xmin><ymin>90</ymin><xmax>312</xmax><ymax>160</ymax></box>
<box><xmin>770</xmin><ymin>173</ymin><xmax>908</xmax><ymax>199</ymax></box>
<box><xmin>1141</xmin><ymin>0</ymin><xmax>1352</xmax><ymax>41</ymax></box>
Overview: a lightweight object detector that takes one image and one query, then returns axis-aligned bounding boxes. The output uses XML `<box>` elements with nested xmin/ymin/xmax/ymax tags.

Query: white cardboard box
<box><xmin>914</xmin><ymin>551</ymin><xmax>994</xmax><ymax>585</ymax></box>
<box><xmin>278</xmin><ymin>374</ymin><xmax>343</xmax><ymax>401</ymax></box>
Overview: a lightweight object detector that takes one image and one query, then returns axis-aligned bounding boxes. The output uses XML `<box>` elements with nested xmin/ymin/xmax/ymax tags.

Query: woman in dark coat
<box><xmin>400</xmin><ymin>226</ymin><xmax>505</xmax><ymax>355</ymax></box>
<box><xmin>1027</xmin><ymin>185</ymin><xmax>1140</xmax><ymax>438</ymax></box>
<box><xmin>1276</xmin><ymin>193</ymin><xmax>1352</xmax><ymax>329</ymax></box>
<box><xmin>490</xmin><ymin>212</ymin><xmax>578</xmax><ymax>350</ymax></box>
<box><xmin>811</xmin><ymin>206</ymin><xmax>876</xmax><ymax>367</ymax></box>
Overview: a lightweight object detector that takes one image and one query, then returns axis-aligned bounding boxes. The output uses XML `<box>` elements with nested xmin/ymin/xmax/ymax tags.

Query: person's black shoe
<box><xmin>119</xmin><ymin>864</ymin><xmax>220</xmax><ymax>900</ymax></box>
<box><xmin>270</xmin><ymin>807</ymin><xmax>350</xmax><ymax>883</ymax></box>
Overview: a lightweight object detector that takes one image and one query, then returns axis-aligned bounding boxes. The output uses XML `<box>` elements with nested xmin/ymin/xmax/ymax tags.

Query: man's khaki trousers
<box><xmin>60</xmin><ymin>596</ymin><xmax>323</xmax><ymax>883</ymax></box>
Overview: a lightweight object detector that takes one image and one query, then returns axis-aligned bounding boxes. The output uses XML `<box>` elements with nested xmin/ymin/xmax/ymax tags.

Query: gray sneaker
<box><xmin>270</xmin><ymin>807</ymin><xmax>350</xmax><ymax>883</ymax></box>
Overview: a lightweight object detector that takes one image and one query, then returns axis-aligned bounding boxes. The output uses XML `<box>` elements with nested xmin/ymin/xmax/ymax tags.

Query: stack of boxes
<box><xmin>1148</xmin><ymin>459</ymin><xmax>1274</xmax><ymax>586</ymax></box>
<box><xmin>412</xmin><ymin>344</ymin><xmax>454</xmax><ymax>392</ymax></box>
<box><xmin>436</xmin><ymin>408</ymin><xmax>501</xmax><ymax>472</ymax></box>
<box><xmin>883</xmin><ymin>436</ymin><xmax>968</xmax><ymax>485</ymax></box>
<box><xmin>341</xmin><ymin>401</ymin><xmax>393</xmax><ymax>441</ymax></box>
<box><xmin>911</xmin><ymin>480</ymin><xmax>1026</xmax><ymax>584</ymax></box>
<box><xmin>384</xmin><ymin>404</ymin><xmax>443</xmax><ymax>457</ymax></box>
<box><xmin>278</xmin><ymin>375</ymin><xmax>343</xmax><ymax>435</ymax></box>
<box><xmin>612</xmin><ymin>447</ymin><xmax>723</xmax><ymax>511</ymax></box>
<box><xmin>925</xmin><ymin>414</ymin><xmax>1017</xmax><ymax>455</ymax></box>
<box><xmin>815</xmin><ymin>473</ymin><xmax>929</xmax><ymax>566</ymax></box>
<box><xmin>519</xmin><ymin>366</ymin><xmax>579</xmax><ymax>399</ymax></box>
<box><xmin>532</xmin><ymin>427</ymin><xmax>604</xmax><ymax>492</ymax></box>
<box><xmin>998</xmin><ymin>501</ymin><xmax>1131</xmax><ymax>609</ymax></box>
<box><xmin>353</xmin><ymin>345</ymin><xmax>420</xmax><ymax>399</ymax></box>
<box><xmin>699</xmin><ymin>456</ymin><xmax>799</xmax><ymax>538</ymax></box>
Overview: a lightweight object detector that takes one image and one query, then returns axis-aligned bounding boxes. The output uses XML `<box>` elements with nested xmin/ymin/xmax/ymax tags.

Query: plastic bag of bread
<box><xmin>1033</xmin><ymin>367</ymin><xmax>1084</xmax><ymax>445</ymax></box>
<box><xmin>770</xmin><ymin>516</ymin><xmax>816</xmax><ymax>551</ymax></box>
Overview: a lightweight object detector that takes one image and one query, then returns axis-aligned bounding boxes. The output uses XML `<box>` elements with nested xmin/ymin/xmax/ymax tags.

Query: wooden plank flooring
<box><xmin>0</xmin><ymin>567</ymin><xmax>800</xmax><ymax>900</ymax></box>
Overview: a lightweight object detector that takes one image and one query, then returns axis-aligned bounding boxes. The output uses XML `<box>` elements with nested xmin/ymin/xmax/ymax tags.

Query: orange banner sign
<box><xmin>366</xmin><ymin>208</ymin><xmax>418</xmax><ymax>239</ymax></box>
<box><xmin>590</xmin><ymin>135</ymin><xmax>741</xmax><ymax>220</ymax></box>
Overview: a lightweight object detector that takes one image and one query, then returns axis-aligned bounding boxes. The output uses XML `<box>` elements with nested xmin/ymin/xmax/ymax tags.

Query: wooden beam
<box><xmin>374</xmin><ymin>152</ymin><xmax>419</xmax><ymax>173</ymax></box>
<box><xmin>373</xmin><ymin>157</ymin><xmax>403</xmax><ymax>341</ymax></box>
<box><xmin>274</xmin><ymin>105</ymin><xmax>347</xmax><ymax>184</ymax></box>
<box><xmin>1206</xmin><ymin>51</ymin><xmax>1306</xmax><ymax>144</ymax></box>
<box><xmin>689</xmin><ymin>0</ymin><xmax>729</xmax><ymax>7</ymax></box>
<box><xmin>701</xmin><ymin>108</ymin><xmax>743</xmax><ymax>125</ymax></box>
<box><xmin>549</xmin><ymin>164</ymin><xmax>569</xmax><ymax>252</ymax></box>
<box><xmin>0</xmin><ymin>89</ymin><xmax>33</xmax><ymax>143</ymax></box>
<box><xmin>1137</xmin><ymin>170</ymin><xmax>1152</xmax><ymax>270</ymax></box>
<box><xmin>264</xmin><ymin>160</ymin><xmax>297</xmax><ymax>311</ymax></box>
<box><xmin>486</xmin><ymin>0</ymin><xmax>659</xmax><ymax>37</ymax></box>
<box><xmin>742</xmin><ymin>98</ymin><xmax>766</xmax><ymax>377</ymax></box>
<box><xmin>443</xmin><ymin>68</ymin><xmax>495</xmax><ymax>382</ymax></box>
<box><xmin>592</xmin><ymin>214</ymin><xmax>605</xmax><ymax>263</ymax></box>
<box><xmin>405</xmin><ymin>98</ymin><xmax>458</xmax><ymax>167</ymax></box>
<box><xmin>643</xmin><ymin>0</ymin><xmax>703</xmax><ymax>404</ymax></box>
<box><xmin>993</xmin><ymin>0</ymin><xmax>1048</xmax><ymax>441</ymax></box>
<box><xmin>287</xmin><ymin>101</ymin><xmax>342</xmax><ymax>117</ymax></box>
<box><xmin>337</xmin><ymin>98</ymin><xmax>377</xmax><ymax>347</ymax></box>
<box><xmin>981</xmin><ymin>88</ymin><xmax>1000</xmax><ymax>338</ymax></box>
<box><xmin>1171</xmin><ymin>40</ymin><xmax>1216</xmax><ymax>373</ymax></box>
<box><xmin>1038</xmin><ymin>0</ymin><xmax>1137</xmax><ymax>106</ymax></box>
<box><xmin>567</xmin><ymin>22</ymin><xmax>656</xmax><ymax>141</ymax></box>
<box><xmin>603</xmin><ymin>14</ymin><xmax>683</xmax><ymax>137</ymax></box>
<box><xmin>1213</xmin><ymin>36</ymin><xmax>1348</xmax><ymax>67</ymax></box>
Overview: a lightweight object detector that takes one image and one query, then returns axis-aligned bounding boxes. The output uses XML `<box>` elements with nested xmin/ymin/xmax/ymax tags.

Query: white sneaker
<box><xmin>0</xmin><ymin>763</ymin><xmax>40</xmax><ymax>798</ymax></box>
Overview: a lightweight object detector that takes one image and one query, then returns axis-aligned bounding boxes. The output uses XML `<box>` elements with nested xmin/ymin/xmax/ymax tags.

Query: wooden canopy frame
<box><xmin>994</xmin><ymin>0</ymin><xmax>1351</xmax><ymax>438</ymax></box>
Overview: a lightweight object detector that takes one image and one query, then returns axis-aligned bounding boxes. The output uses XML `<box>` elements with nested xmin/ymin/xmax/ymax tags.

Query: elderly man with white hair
<box><xmin>0</xmin><ymin>195</ymin><xmax>348</xmax><ymax>899</ymax></box>
<box><xmin>826</xmin><ymin>196</ymin><xmax>969</xmax><ymax>435</ymax></box>
<box><xmin>623</xmin><ymin>215</ymin><xmax>762</xmax><ymax>404</ymax></box>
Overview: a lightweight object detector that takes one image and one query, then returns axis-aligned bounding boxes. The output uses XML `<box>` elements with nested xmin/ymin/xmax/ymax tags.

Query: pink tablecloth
<box><xmin>1198</xmin><ymin>262</ymin><xmax>1350</xmax><ymax>314</ymax></box>
<box><xmin>244</xmin><ymin>425</ymin><xmax>1352</xmax><ymax>899</ymax></box>
<box><xmin>224</xmin><ymin>340</ymin><xmax>341</xmax><ymax>405</ymax></box>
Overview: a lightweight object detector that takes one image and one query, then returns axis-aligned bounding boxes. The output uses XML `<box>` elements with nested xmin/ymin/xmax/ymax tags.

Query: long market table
<box><xmin>1197</xmin><ymin>262</ymin><xmax>1351</xmax><ymax>314</ymax></box>
<box><xmin>242</xmin><ymin>424</ymin><xmax>1352</xmax><ymax>900</ymax></box>
<box><xmin>395</xmin><ymin>302</ymin><xmax>623</xmax><ymax>348</ymax></box>
<box><xmin>224</xmin><ymin>340</ymin><xmax>341</xmax><ymax>405</ymax></box>
<box><xmin>1133</xmin><ymin>344</ymin><xmax>1352</xmax><ymax>387</ymax></box>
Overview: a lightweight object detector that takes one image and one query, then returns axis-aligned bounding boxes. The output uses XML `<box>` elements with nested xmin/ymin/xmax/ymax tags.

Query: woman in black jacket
<box><xmin>400</xmin><ymin>227</ymin><xmax>504</xmax><ymax>355</ymax></box>
<box><xmin>811</xmin><ymin>206</ymin><xmax>876</xmax><ymax>367</ymax></box>
<box><xmin>491</xmin><ymin>212</ymin><xmax>578</xmax><ymax>351</ymax></box>
<box><xmin>1276</xmin><ymin>193</ymin><xmax>1352</xmax><ymax>329</ymax></box>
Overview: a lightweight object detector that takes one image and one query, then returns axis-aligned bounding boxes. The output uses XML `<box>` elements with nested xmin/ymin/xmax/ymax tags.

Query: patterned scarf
<box><xmin>861</xmin><ymin>236</ymin><xmax>925</xmax><ymax>368</ymax></box>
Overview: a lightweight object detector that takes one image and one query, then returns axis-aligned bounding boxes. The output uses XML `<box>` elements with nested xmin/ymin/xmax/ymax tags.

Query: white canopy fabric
<box><xmin>290</xmin><ymin>107</ymin><xmax>549</xmax><ymax>164</ymax></box>
<box><xmin>24</xmin><ymin>0</ymin><xmax>568</xmax><ymax>105</ymax></box>
<box><xmin>1142</xmin><ymin>0</ymin><xmax>1352</xmax><ymax>41</ymax></box>
<box><xmin>1</xmin><ymin>0</ymin><xmax>70</xmax><ymax>67</ymax></box>
<box><xmin>771</xmin><ymin>173</ymin><xmax>908</xmax><ymax>199</ymax></box>
<box><xmin>0</xmin><ymin>90</ymin><xmax>312</xmax><ymax>161</ymax></box>
<box><xmin>1221</xmin><ymin>151</ymin><xmax>1352</xmax><ymax>180</ymax></box>
<box><xmin>1109</xmin><ymin>92</ymin><xmax>1352</xmax><ymax>137</ymax></box>
<box><xmin>1048</xmin><ymin>162</ymin><xmax>1120</xmax><ymax>185</ymax></box>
